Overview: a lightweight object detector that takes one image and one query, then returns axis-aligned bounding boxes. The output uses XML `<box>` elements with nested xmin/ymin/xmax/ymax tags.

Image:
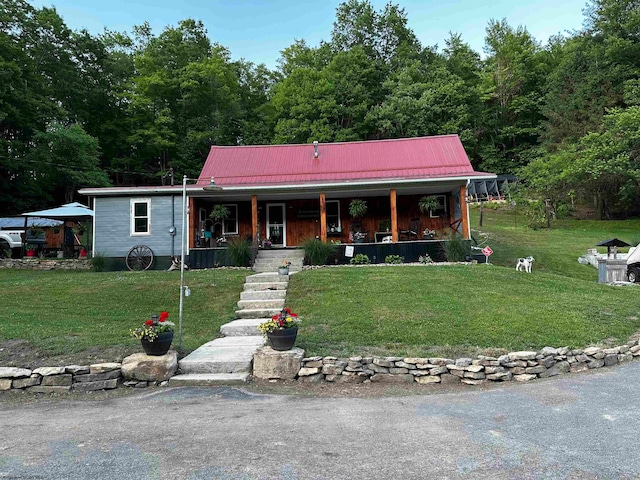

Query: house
<box><xmin>79</xmin><ymin>135</ymin><xmax>495</xmax><ymax>270</ymax></box>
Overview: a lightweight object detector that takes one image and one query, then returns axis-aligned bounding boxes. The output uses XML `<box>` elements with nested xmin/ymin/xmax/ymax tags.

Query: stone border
<box><xmin>295</xmin><ymin>340</ymin><xmax>640</xmax><ymax>385</ymax></box>
<box><xmin>0</xmin><ymin>352</ymin><xmax>178</xmax><ymax>393</ymax></box>
<box><xmin>0</xmin><ymin>258</ymin><xmax>92</xmax><ymax>270</ymax></box>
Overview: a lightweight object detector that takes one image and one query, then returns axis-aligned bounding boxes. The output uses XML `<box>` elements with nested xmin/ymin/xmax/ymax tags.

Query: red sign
<box><xmin>482</xmin><ymin>246</ymin><xmax>493</xmax><ymax>256</ymax></box>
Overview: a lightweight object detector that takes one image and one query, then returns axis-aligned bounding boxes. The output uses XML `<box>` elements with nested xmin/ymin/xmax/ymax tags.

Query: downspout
<box><xmin>171</xmin><ymin>195</ymin><xmax>175</xmax><ymax>257</ymax></box>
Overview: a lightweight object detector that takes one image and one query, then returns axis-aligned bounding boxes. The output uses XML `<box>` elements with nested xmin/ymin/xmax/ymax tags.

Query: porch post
<box><xmin>188</xmin><ymin>196</ymin><xmax>196</xmax><ymax>249</ymax></box>
<box><xmin>251</xmin><ymin>195</ymin><xmax>258</xmax><ymax>240</ymax></box>
<box><xmin>319</xmin><ymin>193</ymin><xmax>327</xmax><ymax>241</ymax></box>
<box><xmin>390</xmin><ymin>189</ymin><xmax>398</xmax><ymax>242</ymax></box>
<box><xmin>460</xmin><ymin>185</ymin><xmax>470</xmax><ymax>239</ymax></box>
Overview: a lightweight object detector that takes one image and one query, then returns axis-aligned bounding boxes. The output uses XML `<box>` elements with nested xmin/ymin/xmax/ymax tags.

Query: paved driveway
<box><xmin>1</xmin><ymin>361</ymin><xmax>639</xmax><ymax>479</ymax></box>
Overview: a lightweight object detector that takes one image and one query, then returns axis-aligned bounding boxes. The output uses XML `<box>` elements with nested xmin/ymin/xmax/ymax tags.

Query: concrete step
<box><xmin>245</xmin><ymin>273</ymin><xmax>288</xmax><ymax>283</ymax></box>
<box><xmin>235</xmin><ymin>308</ymin><xmax>282</xmax><ymax>319</ymax></box>
<box><xmin>220</xmin><ymin>319</ymin><xmax>265</xmax><ymax>336</ymax></box>
<box><xmin>168</xmin><ymin>373</ymin><xmax>250</xmax><ymax>386</ymax></box>
<box><xmin>178</xmin><ymin>336</ymin><xmax>265</xmax><ymax>374</ymax></box>
<box><xmin>240</xmin><ymin>289</ymin><xmax>287</xmax><ymax>301</ymax></box>
<box><xmin>237</xmin><ymin>298</ymin><xmax>285</xmax><ymax>310</ymax></box>
<box><xmin>257</xmin><ymin>249</ymin><xmax>304</xmax><ymax>257</ymax></box>
<box><xmin>243</xmin><ymin>282</ymin><xmax>288</xmax><ymax>291</ymax></box>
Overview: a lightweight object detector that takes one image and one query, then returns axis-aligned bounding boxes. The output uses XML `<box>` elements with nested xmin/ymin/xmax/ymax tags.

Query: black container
<box><xmin>267</xmin><ymin>327</ymin><xmax>298</xmax><ymax>351</ymax></box>
<box><xmin>141</xmin><ymin>331</ymin><xmax>174</xmax><ymax>356</ymax></box>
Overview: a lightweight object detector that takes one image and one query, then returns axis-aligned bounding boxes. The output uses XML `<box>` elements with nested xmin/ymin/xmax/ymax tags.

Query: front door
<box><xmin>266</xmin><ymin>203</ymin><xmax>286</xmax><ymax>247</ymax></box>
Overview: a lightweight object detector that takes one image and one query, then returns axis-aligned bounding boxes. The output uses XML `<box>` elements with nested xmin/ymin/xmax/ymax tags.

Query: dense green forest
<box><xmin>1</xmin><ymin>0</ymin><xmax>639</xmax><ymax>217</ymax></box>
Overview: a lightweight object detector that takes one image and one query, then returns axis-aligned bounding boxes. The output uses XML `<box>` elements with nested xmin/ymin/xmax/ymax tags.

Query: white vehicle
<box><xmin>627</xmin><ymin>245</ymin><xmax>640</xmax><ymax>283</ymax></box>
<box><xmin>0</xmin><ymin>230</ymin><xmax>23</xmax><ymax>257</ymax></box>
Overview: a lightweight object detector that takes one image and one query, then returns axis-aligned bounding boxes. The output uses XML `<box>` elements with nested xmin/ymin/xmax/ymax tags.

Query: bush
<box><xmin>441</xmin><ymin>234</ymin><xmax>469</xmax><ymax>262</ymax></box>
<box><xmin>227</xmin><ymin>237</ymin><xmax>251</xmax><ymax>266</ymax></box>
<box><xmin>350</xmin><ymin>253</ymin><xmax>370</xmax><ymax>265</ymax></box>
<box><xmin>384</xmin><ymin>254</ymin><xmax>403</xmax><ymax>264</ymax></box>
<box><xmin>418</xmin><ymin>253</ymin><xmax>434</xmax><ymax>264</ymax></box>
<box><xmin>91</xmin><ymin>252</ymin><xmax>107</xmax><ymax>272</ymax></box>
<box><xmin>301</xmin><ymin>238</ymin><xmax>338</xmax><ymax>265</ymax></box>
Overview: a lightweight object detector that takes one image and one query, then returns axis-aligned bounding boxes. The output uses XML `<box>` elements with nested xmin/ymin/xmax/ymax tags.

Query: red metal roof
<box><xmin>197</xmin><ymin>135</ymin><xmax>489</xmax><ymax>187</ymax></box>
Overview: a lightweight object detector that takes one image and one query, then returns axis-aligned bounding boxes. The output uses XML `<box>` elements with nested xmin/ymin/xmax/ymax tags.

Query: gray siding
<box><xmin>94</xmin><ymin>196</ymin><xmax>183</xmax><ymax>258</ymax></box>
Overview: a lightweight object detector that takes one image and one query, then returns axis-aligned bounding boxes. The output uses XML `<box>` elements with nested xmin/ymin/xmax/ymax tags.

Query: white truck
<box><xmin>627</xmin><ymin>245</ymin><xmax>640</xmax><ymax>283</ymax></box>
<box><xmin>0</xmin><ymin>230</ymin><xmax>23</xmax><ymax>257</ymax></box>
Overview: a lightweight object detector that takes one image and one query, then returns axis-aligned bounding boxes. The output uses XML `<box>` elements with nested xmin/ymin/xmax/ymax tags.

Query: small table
<box><xmin>374</xmin><ymin>232</ymin><xmax>392</xmax><ymax>243</ymax></box>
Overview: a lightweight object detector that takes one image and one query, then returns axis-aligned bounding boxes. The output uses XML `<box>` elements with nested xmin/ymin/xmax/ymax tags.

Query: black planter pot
<box><xmin>267</xmin><ymin>327</ymin><xmax>298</xmax><ymax>351</ymax></box>
<box><xmin>141</xmin><ymin>331</ymin><xmax>174</xmax><ymax>356</ymax></box>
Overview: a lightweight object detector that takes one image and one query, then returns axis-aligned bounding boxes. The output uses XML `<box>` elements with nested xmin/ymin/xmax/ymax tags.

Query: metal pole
<box><xmin>178</xmin><ymin>175</ymin><xmax>187</xmax><ymax>350</ymax></box>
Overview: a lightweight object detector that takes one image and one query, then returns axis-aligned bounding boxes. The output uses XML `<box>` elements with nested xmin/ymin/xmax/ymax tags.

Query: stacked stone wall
<box><xmin>0</xmin><ymin>258</ymin><xmax>91</xmax><ymax>270</ymax></box>
<box><xmin>296</xmin><ymin>341</ymin><xmax>640</xmax><ymax>385</ymax></box>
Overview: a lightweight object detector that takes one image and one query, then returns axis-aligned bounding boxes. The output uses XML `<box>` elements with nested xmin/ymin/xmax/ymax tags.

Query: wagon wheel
<box><xmin>126</xmin><ymin>245</ymin><xmax>154</xmax><ymax>271</ymax></box>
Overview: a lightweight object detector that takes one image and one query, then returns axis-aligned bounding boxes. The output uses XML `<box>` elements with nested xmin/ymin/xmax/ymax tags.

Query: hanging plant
<box><xmin>209</xmin><ymin>204</ymin><xmax>230</xmax><ymax>221</ymax></box>
<box><xmin>418</xmin><ymin>196</ymin><xmax>439</xmax><ymax>214</ymax></box>
<box><xmin>349</xmin><ymin>199</ymin><xmax>367</xmax><ymax>218</ymax></box>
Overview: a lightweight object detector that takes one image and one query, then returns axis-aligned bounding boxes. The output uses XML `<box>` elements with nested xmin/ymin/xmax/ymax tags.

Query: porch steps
<box><xmin>172</xmin><ymin>271</ymin><xmax>290</xmax><ymax>386</ymax></box>
<box><xmin>253</xmin><ymin>249</ymin><xmax>305</xmax><ymax>273</ymax></box>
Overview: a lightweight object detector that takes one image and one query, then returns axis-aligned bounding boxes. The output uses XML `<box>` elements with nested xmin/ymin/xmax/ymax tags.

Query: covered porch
<box><xmin>187</xmin><ymin>181</ymin><xmax>470</xmax><ymax>250</ymax></box>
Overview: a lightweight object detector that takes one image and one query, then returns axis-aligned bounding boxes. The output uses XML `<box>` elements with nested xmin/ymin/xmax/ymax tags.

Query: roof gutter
<box><xmin>79</xmin><ymin>173</ymin><xmax>496</xmax><ymax>196</ymax></box>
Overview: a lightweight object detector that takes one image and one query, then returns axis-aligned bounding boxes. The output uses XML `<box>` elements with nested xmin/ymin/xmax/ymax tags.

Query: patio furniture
<box><xmin>350</xmin><ymin>222</ymin><xmax>369</xmax><ymax>243</ymax></box>
<box><xmin>399</xmin><ymin>218</ymin><xmax>420</xmax><ymax>241</ymax></box>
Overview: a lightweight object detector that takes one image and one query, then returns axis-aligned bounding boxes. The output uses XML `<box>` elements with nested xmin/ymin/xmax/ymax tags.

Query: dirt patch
<box><xmin>0</xmin><ymin>340</ymin><xmax>141</xmax><ymax>369</ymax></box>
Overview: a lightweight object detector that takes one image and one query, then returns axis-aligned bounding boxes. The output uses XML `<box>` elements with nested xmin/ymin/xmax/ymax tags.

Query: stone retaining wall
<box><xmin>296</xmin><ymin>340</ymin><xmax>640</xmax><ymax>385</ymax></box>
<box><xmin>0</xmin><ymin>352</ymin><xmax>177</xmax><ymax>393</ymax></box>
<box><xmin>0</xmin><ymin>258</ymin><xmax>92</xmax><ymax>270</ymax></box>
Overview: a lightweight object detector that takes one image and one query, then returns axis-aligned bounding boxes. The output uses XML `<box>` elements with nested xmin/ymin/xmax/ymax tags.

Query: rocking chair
<box><xmin>399</xmin><ymin>218</ymin><xmax>420</xmax><ymax>241</ymax></box>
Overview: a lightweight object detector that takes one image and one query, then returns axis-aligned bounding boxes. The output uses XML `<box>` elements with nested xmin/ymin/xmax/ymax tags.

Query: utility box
<box><xmin>597</xmin><ymin>258</ymin><xmax>628</xmax><ymax>283</ymax></box>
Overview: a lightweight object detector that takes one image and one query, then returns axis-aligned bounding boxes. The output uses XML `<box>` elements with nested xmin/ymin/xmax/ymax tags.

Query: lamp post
<box><xmin>178</xmin><ymin>175</ymin><xmax>221</xmax><ymax>350</ymax></box>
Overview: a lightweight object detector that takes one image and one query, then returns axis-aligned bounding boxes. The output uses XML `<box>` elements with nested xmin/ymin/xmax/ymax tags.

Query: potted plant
<box><xmin>379</xmin><ymin>219</ymin><xmax>391</xmax><ymax>232</ymax></box>
<box><xmin>130</xmin><ymin>311</ymin><xmax>174</xmax><ymax>356</ymax></box>
<box><xmin>209</xmin><ymin>204</ymin><xmax>230</xmax><ymax>222</ymax></box>
<box><xmin>26</xmin><ymin>245</ymin><xmax>36</xmax><ymax>257</ymax></box>
<box><xmin>279</xmin><ymin>260</ymin><xmax>291</xmax><ymax>275</ymax></box>
<box><xmin>258</xmin><ymin>308</ymin><xmax>300</xmax><ymax>351</ymax></box>
<box><xmin>419</xmin><ymin>196</ymin><xmax>439</xmax><ymax>215</ymax></box>
<box><xmin>349</xmin><ymin>199</ymin><xmax>367</xmax><ymax>218</ymax></box>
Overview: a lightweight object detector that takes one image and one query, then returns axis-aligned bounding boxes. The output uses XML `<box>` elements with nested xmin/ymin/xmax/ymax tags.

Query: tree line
<box><xmin>1</xmin><ymin>0</ymin><xmax>639</xmax><ymax>218</ymax></box>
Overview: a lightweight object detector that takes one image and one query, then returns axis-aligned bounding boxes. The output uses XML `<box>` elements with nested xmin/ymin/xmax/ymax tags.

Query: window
<box><xmin>430</xmin><ymin>195</ymin><xmax>447</xmax><ymax>218</ymax></box>
<box><xmin>222</xmin><ymin>204</ymin><xmax>238</xmax><ymax>234</ymax></box>
<box><xmin>326</xmin><ymin>200</ymin><xmax>341</xmax><ymax>232</ymax></box>
<box><xmin>130</xmin><ymin>198</ymin><xmax>151</xmax><ymax>235</ymax></box>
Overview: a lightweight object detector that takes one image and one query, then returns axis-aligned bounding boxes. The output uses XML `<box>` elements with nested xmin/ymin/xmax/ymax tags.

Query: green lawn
<box><xmin>0</xmin><ymin>269</ymin><xmax>248</xmax><ymax>357</ymax></box>
<box><xmin>1</xmin><ymin>207</ymin><xmax>639</xmax><ymax>363</ymax></box>
<box><xmin>285</xmin><ymin>206</ymin><xmax>640</xmax><ymax>357</ymax></box>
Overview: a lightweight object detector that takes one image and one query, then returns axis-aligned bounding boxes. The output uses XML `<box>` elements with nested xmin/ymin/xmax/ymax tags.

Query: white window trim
<box><xmin>222</xmin><ymin>204</ymin><xmax>238</xmax><ymax>235</ymax></box>
<box><xmin>430</xmin><ymin>195</ymin><xmax>448</xmax><ymax>218</ymax></box>
<box><xmin>130</xmin><ymin>198</ymin><xmax>151</xmax><ymax>236</ymax></box>
<box><xmin>326</xmin><ymin>200</ymin><xmax>341</xmax><ymax>230</ymax></box>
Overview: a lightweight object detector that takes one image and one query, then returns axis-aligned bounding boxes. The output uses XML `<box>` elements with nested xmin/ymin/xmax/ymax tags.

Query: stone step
<box><xmin>257</xmin><ymin>249</ymin><xmax>304</xmax><ymax>257</ymax></box>
<box><xmin>245</xmin><ymin>273</ymin><xmax>288</xmax><ymax>283</ymax></box>
<box><xmin>237</xmin><ymin>298</ymin><xmax>285</xmax><ymax>310</ymax></box>
<box><xmin>240</xmin><ymin>289</ymin><xmax>287</xmax><ymax>301</ymax></box>
<box><xmin>178</xmin><ymin>336</ymin><xmax>265</xmax><ymax>374</ymax></box>
<box><xmin>235</xmin><ymin>308</ymin><xmax>282</xmax><ymax>319</ymax></box>
<box><xmin>243</xmin><ymin>282</ymin><xmax>288</xmax><ymax>291</ymax></box>
<box><xmin>168</xmin><ymin>373</ymin><xmax>250</xmax><ymax>386</ymax></box>
<box><xmin>220</xmin><ymin>319</ymin><xmax>265</xmax><ymax>336</ymax></box>
<box><xmin>252</xmin><ymin>267</ymin><xmax>301</xmax><ymax>274</ymax></box>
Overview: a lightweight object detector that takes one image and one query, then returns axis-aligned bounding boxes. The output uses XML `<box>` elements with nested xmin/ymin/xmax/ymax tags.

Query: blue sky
<box><xmin>29</xmin><ymin>0</ymin><xmax>588</xmax><ymax>68</ymax></box>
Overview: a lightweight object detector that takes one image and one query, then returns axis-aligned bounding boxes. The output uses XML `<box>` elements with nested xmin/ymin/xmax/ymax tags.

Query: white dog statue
<box><xmin>515</xmin><ymin>256</ymin><xmax>534</xmax><ymax>273</ymax></box>
<box><xmin>381</xmin><ymin>235</ymin><xmax>393</xmax><ymax>243</ymax></box>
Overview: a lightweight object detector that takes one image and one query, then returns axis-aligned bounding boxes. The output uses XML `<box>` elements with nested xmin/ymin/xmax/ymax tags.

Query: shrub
<box><xmin>301</xmin><ymin>238</ymin><xmax>338</xmax><ymax>265</ymax></box>
<box><xmin>441</xmin><ymin>233</ymin><xmax>469</xmax><ymax>262</ymax></box>
<box><xmin>227</xmin><ymin>237</ymin><xmax>251</xmax><ymax>266</ymax></box>
<box><xmin>350</xmin><ymin>253</ymin><xmax>370</xmax><ymax>265</ymax></box>
<box><xmin>384</xmin><ymin>254</ymin><xmax>403</xmax><ymax>264</ymax></box>
<box><xmin>91</xmin><ymin>252</ymin><xmax>107</xmax><ymax>272</ymax></box>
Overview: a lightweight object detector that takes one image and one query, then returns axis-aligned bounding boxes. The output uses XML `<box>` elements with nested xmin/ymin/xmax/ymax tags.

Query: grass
<box><xmin>2</xmin><ymin>206</ymin><xmax>639</xmax><ymax>362</ymax></box>
<box><xmin>285</xmin><ymin>206</ymin><xmax>640</xmax><ymax>357</ymax></box>
<box><xmin>287</xmin><ymin>266</ymin><xmax>640</xmax><ymax>357</ymax></box>
<box><xmin>0</xmin><ymin>269</ymin><xmax>248</xmax><ymax>358</ymax></box>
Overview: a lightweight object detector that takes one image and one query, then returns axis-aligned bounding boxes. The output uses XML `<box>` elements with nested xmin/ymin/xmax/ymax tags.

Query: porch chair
<box><xmin>350</xmin><ymin>221</ymin><xmax>369</xmax><ymax>243</ymax></box>
<box><xmin>399</xmin><ymin>218</ymin><xmax>420</xmax><ymax>241</ymax></box>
